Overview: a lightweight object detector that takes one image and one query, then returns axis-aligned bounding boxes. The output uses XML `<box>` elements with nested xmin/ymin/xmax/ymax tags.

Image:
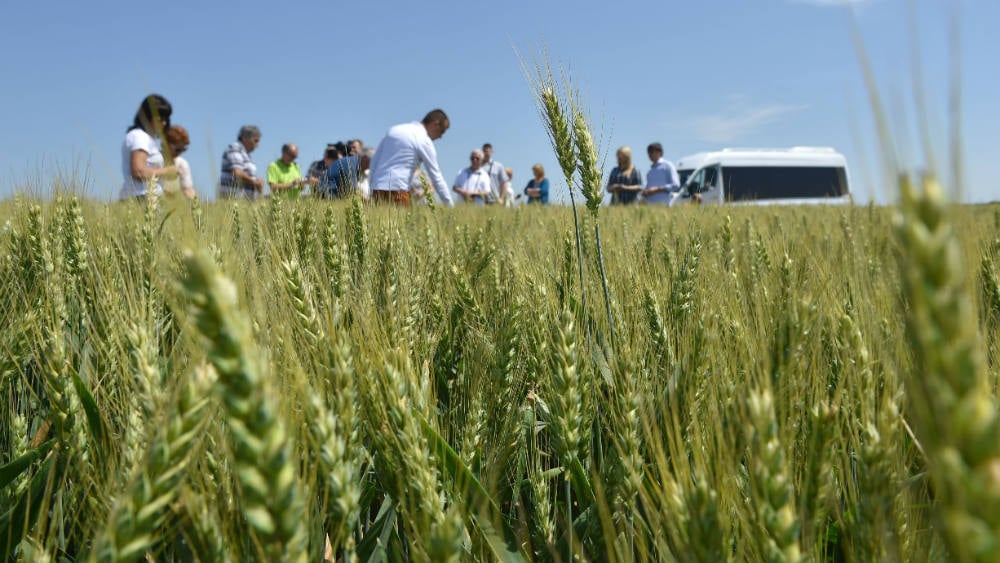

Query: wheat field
<box><xmin>1</xmin><ymin>179</ymin><xmax>999</xmax><ymax>563</ymax></box>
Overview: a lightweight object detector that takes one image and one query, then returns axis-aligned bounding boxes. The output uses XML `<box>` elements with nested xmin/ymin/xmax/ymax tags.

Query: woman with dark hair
<box><xmin>120</xmin><ymin>94</ymin><xmax>177</xmax><ymax>200</ymax></box>
<box><xmin>164</xmin><ymin>125</ymin><xmax>196</xmax><ymax>199</ymax></box>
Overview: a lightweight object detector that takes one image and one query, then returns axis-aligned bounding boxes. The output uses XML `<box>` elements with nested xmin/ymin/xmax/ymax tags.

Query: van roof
<box><xmin>676</xmin><ymin>147</ymin><xmax>846</xmax><ymax>169</ymax></box>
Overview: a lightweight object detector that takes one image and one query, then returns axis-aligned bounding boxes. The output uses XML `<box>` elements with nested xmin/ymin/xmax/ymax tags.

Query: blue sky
<box><xmin>0</xmin><ymin>0</ymin><xmax>996</xmax><ymax>204</ymax></box>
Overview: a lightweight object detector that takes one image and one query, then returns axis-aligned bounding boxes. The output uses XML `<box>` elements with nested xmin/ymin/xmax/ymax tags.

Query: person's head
<box><xmin>348</xmin><ymin>139</ymin><xmax>363</xmax><ymax>156</ymax></box>
<box><xmin>617</xmin><ymin>146</ymin><xmax>633</xmax><ymax>169</ymax></box>
<box><xmin>469</xmin><ymin>149</ymin><xmax>484</xmax><ymax>170</ymax></box>
<box><xmin>532</xmin><ymin>163</ymin><xmax>545</xmax><ymax>179</ymax></box>
<box><xmin>422</xmin><ymin>109</ymin><xmax>450</xmax><ymax>140</ymax></box>
<box><xmin>505</xmin><ymin>166</ymin><xmax>513</xmax><ymax>181</ymax></box>
<box><xmin>131</xmin><ymin>94</ymin><xmax>172</xmax><ymax>135</ymax></box>
<box><xmin>281</xmin><ymin>143</ymin><xmax>298</xmax><ymax>164</ymax></box>
<box><xmin>333</xmin><ymin>141</ymin><xmax>348</xmax><ymax>160</ymax></box>
<box><xmin>164</xmin><ymin>125</ymin><xmax>189</xmax><ymax>158</ymax></box>
<box><xmin>323</xmin><ymin>144</ymin><xmax>339</xmax><ymax>163</ymax></box>
<box><xmin>482</xmin><ymin>143</ymin><xmax>493</xmax><ymax>162</ymax></box>
<box><xmin>647</xmin><ymin>142</ymin><xmax>663</xmax><ymax>163</ymax></box>
<box><xmin>239</xmin><ymin>125</ymin><xmax>262</xmax><ymax>152</ymax></box>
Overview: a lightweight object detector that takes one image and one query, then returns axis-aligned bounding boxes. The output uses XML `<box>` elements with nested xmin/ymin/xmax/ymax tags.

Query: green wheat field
<box><xmin>2</xmin><ymin>175</ymin><xmax>1000</xmax><ymax>563</ymax></box>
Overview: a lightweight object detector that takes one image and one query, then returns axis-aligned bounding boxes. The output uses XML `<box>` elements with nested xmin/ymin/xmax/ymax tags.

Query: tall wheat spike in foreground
<box><xmin>180</xmin><ymin>249</ymin><xmax>308</xmax><ymax>563</ymax></box>
<box><xmin>895</xmin><ymin>173</ymin><xmax>1000</xmax><ymax>563</ymax></box>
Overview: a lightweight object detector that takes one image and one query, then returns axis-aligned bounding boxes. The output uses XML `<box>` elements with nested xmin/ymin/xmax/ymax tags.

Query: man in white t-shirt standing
<box><xmin>368</xmin><ymin>109</ymin><xmax>455</xmax><ymax>207</ymax></box>
<box><xmin>453</xmin><ymin>149</ymin><xmax>493</xmax><ymax>204</ymax></box>
<box><xmin>480</xmin><ymin>143</ymin><xmax>511</xmax><ymax>205</ymax></box>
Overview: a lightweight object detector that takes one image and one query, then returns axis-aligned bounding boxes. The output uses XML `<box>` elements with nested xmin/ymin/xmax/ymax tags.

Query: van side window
<box><xmin>723</xmin><ymin>166</ymin><xmax>848</xmax><ymax>201</ymax></box>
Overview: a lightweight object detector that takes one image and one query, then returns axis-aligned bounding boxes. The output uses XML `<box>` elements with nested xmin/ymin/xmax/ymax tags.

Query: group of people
<box><xmin>605</xmin><ymin>143</ymin><xmax>683</xmax><ymax>205</ymax></box>
<box><xmin>120</xmin><ymin>94</ymin><xmax>678</xmax><ymax>207</ymax></box>
<box><xmin>120</xmin><ymin>94</ymin><xmax>193</xmax><ymax>200</ymax></box>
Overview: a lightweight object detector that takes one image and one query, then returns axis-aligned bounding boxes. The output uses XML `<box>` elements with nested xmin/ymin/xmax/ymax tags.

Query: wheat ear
<box><xmin>181</xmin><ymin>250</ymin><xmax>308</xmax><ymax>563</ymax></box>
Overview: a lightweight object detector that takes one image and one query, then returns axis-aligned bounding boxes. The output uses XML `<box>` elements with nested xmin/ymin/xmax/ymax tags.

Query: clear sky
<box><xmin>0</xmin><ymin>0</ymin><xmax>996</xmax><ymax>204</ymax></box>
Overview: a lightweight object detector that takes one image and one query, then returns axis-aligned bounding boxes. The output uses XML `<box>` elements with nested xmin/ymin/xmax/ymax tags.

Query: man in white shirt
<box><xmin>453</xmin><ymin>149</ymin><xmax>493</xmax><ymax>204</ymax></box>
<box><xmin>481</xmin><ymin>143</ymin><xmax>511</xmax><ymax>204</ymax></box>
<box><xmin>368</xmin><ymin>109</ymin><xmax>455</xmax><ymax>207</ymax></box>
<box><xmin>642</xmin><ymin>142</ymin><xmax>680</xmax><ymax>205</ymax></box>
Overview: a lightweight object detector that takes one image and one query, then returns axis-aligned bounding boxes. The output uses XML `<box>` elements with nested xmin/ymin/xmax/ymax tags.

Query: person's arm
<box><xmin>130</xmin><ymin>150</ymin><xmax>177</xmax><ymax>180</ymax></box>
<box><xmin>270</xmin><ymin>182</ymin><xmax>295</xmax><ymax>191</ymax></box>
<box><xmin>177</xmin><ymin>158</ymin><xmax>196</xmax><ymax>198</ymax></box>
<box><xmin>624</xmin><ymin>169</ymin><xmax>643</xmax><ymax>191</ymax></box>
<box><xmin>607</xmin><ymin>168</ymin><xmax>623</xmax><ymax>192</ymax></box>
<box><xmin>233</xmin><ymin>167</ymin><xmax>263</xmax><ymax>191</ymax></box>
<box><xmin>497</xmin><ymin>166</ymin><xmax>511</xmax><ymax>201</ymax></box>
<box><xmin>642</xmin><ymin>168</ymin><xmax>667</xmax><ymax>196</ymax></box>
<box><xmin>417</xmin><ymin>137</ymin><xmax>455</xmax><ymax>206</ymax></box>
<box><xmin>539</xmin><ymin>178</ymin><xmax>549</xmax><ymax>201</ymax></box>
<box><xmin>645</xmin><ymin>164</ymin><xmax>679</xmax><ymax>194</ymax></box>
<box><xmin>478</xmin><ymin>173</ymin><xmax>493</xmax><ymax>197</ymax></box>
<box><xmin>228</xmin><ymin>150</ymin><xmax>263</xmax><ymax>191</ymax></box>
<box><xmin>306</xmin><ymin>162</ymin><xmax>321</xmax><ymax>186</ymax></box>
<box><xmin>177</xmin><ymin>159</ymin><xmax>193</xmax><ymax>189</ymax></box>
<box><xmin>453</xmin><ymin>170</ymin><xmax>472</xmax><ymax>200</ymax></box>
<box><xmin>666</xmin><ymin>163</ymin><xmax>680</xmax><ymax>191</ymax></box>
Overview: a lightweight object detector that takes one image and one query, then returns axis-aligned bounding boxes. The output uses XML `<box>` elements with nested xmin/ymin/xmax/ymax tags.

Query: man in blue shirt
<box><xmin>307</xmin><ymin>145</ymin><xmax>341</xmax><ymax>195</ymax></box>
<box><xmin>323</xmin><ymin>150</ymin><xmax>371</xmax><ymax>198</ymax></box>
<box><xmin>642</xmin><ymin>142</ymin><xmax>680</xmax><ymax>205</ymax></box>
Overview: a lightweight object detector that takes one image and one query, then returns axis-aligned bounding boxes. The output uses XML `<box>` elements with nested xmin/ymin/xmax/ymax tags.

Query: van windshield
<box><xmin>723</xmin><ymin>166</ymin><xmax>848</xmax><ymax>201</ymax></box>
<box><xmin>678</xmin><ymin>169</ymin><xmax>695</xmax><ymax>186</ymax></box>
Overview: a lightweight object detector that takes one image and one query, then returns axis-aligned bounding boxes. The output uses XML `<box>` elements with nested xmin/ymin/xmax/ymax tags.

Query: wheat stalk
<box><xmin>746</xmin><ymin>388</ymin><xmax>803</xmax><ymax>563</ymax></box>
<box><xmin>92</xmin><ymin>364</ymin><xmax>216</xmax><ymax>563</ymax></box>
<box><xmin>180</xmin><ymin>250</ymin><xmax>308</xmax><ymax>563</ymax></box>
<box><xmin>895</xmin><ymin>173</ymin><xmax>1000</xmax><ymax>563</ymax></box>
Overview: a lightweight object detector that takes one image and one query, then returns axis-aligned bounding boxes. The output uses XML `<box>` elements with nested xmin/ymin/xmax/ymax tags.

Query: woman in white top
<box><xmin>164</xmin><ymin>125</ymin><xmax>196</xmax><ymax>198</ymax></box>
<box><xmin>120</xmin><ymin>94</ymin><xmax>177</xmax><ymax>200</ymax></box>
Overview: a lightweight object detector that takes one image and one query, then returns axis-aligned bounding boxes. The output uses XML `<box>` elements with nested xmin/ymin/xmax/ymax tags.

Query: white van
<box><xmin>670</xmin><ymin>147</ymin><xmax>852</xmax><ymax>206</ymax></box>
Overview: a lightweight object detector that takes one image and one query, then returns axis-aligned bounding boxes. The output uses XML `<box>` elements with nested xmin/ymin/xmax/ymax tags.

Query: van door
<box><xmin>681</xmin><ymin>166</ymin><xmax>721</xmax><ymax>205</ymax></box>
<box><xmin>699</xmin><ymin>165</ymin><xmax>721</xmax><ymax>204</ymax></box>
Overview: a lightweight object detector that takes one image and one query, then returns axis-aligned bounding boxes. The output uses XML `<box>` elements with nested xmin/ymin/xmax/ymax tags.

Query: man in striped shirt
<box><xmin>219</xmin><ymin>125</ymin><xmax>264</xmax><ymax>199</ymax></box>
